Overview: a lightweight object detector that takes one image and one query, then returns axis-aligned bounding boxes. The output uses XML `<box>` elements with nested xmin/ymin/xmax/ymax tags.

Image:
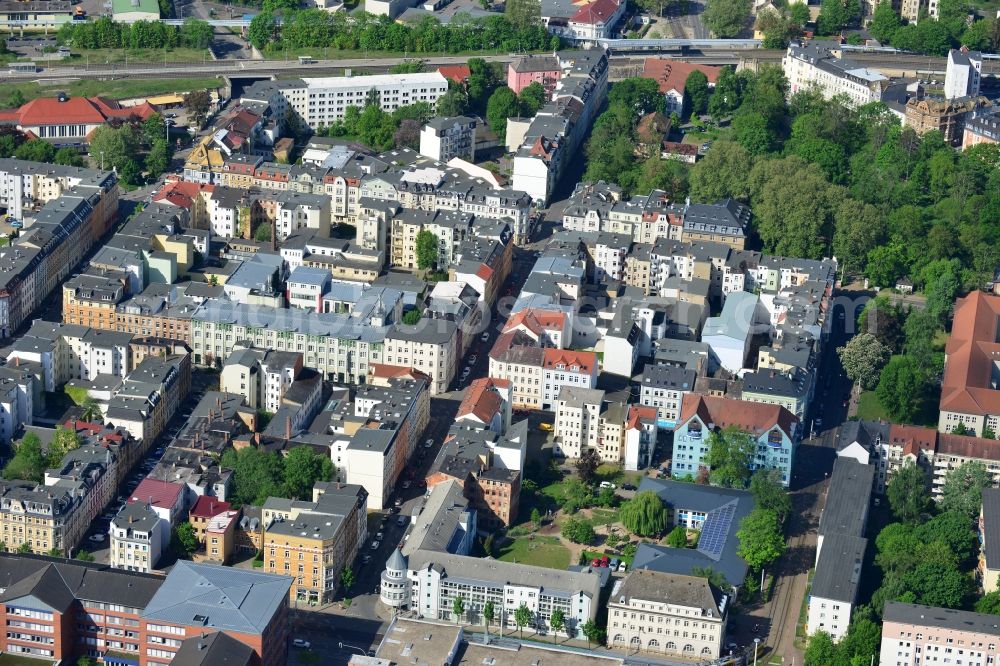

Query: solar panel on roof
<box><xmin>697</xmin><ymin>500</ymin><xmax>738</xmax><ymax>561</ymax></box>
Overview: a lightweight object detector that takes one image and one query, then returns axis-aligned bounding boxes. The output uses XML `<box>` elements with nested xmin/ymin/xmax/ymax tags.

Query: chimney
<box><xmin>285</xmin><ymin>416</ymin><xmax>291</xmax><ymax>440</ymax></box>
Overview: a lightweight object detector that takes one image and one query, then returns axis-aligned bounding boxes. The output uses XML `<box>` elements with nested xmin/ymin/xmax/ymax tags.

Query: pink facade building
<box><xmin>507</xmin><ymin>55</ymin><xmax>562</xmax><ymax>95</ymax></box>
<box><xmin>880</xmin><ymin>602</ymin><xmax>1000</xmax><ymax>665</ymax></box>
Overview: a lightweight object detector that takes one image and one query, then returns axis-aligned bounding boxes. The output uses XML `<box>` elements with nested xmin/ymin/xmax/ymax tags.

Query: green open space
<box><xmin>856</xmin><ymin>391</ymin><xmax>889</xmax><ymax>422</ymax></box>
<box><xmin>0</xmin><ymin>76</ymin><xmax>224</xmax><ymax>108</ymax></box>
<box><xmin>497</xmin><ymin>535</ymin><xmax>571</xmax><ymax>570</ymax></box>
<box><xmin>63</xmin><ymin>47</ymin><xmax>212</xmax><ymax>64</ymax></box>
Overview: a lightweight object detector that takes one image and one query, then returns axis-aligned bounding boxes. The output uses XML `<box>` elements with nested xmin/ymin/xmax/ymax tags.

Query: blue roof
<box><xmin>141</xmin><ymin>561</ymin><xmax>291</xmax><ymax>636</ymax></box>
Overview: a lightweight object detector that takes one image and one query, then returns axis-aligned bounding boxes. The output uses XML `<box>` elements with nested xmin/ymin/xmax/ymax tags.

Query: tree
<box><xmin>184</xmin><ymin>90</ymin><xmax>212</xmax><ymax>126</ymax></box>
<box><xmin>832</xmin><ymin>198</ymin><xmax>885</xmax><ymax>272</ymax></box>
<box><xmin>925</xmin><ymin>262</ymin><xmax>960</xmax><ymax>326</ymax></box>
<box><xmin>915</xmin><ymin>511</ymin><xmax>977</xmax><ymax>564</ymax></box>
<box><xmin>886</xmin><ymin>461</ymin><xmax>929</xmax><ymax>524</ymax></box>
<box><xmin>706</xmin><ymin>426</ymin><xmax>756</xmax><ymax>488</ymax></box>
<box><xmin>394</xmin><ymin>119</ymin><xmax>421</xmax><ymax>149</ymax></box>
<box><xmin>876</xmin><ymin>355</ymin><xmax>933</xmax><ymax>423</ymax></box>
<box><xmin>146</xmin><ymin>138</ymin><xmax>171</xmax><ymax>179</ymax></box>
<box><xmin>976</xmin><ymin>590</ymin><xmax>1000</xmax><ymax>614</ymax></box>
<box><xmin>486</xmin><ymin>87</ymin><xmax>520</xmax><ymax>143</ymax></box>
<box><xmin>54</xmin><ymin>147</ymin><xmax>85</xmax><ymax>167</ymax></box>
<box><xmin>436</xmin><ymin>86</ymin><xmax>469</xmax><ymax>117</ymax></box>
<box><xmin>582</xmin><ymin>619</ymin><xmax>602</xmax><ymax>648</ymax></box>
<box><xmin>17</xmin><ymin>542</ymin><xmax>32</xmax><ymax>553</ymax></box>
<box><xmin>708</xmin><ymin>67</ymin><xmax>744</xmax><ymax>119</ymax></box>
<box><xmin>620</xmin><ymin>490</ymin><xmax>668</xmax><ymax>537</ymax></box>
<box><xmin>14</xmin><ymin>140</ymin><xmax>56</xmax><ymax>163</ymax></box>
<box><xmin>452</xmin><ymin>596</ymin><xmax>465</xmax><ymax>622</ymax></box>
<box><xmin>174</xmin><ymin>521</ymin><xmax>198</xmax><ymax>556</ymax></box>
<box><xmin>254</xmin><ymin>223</ymin><xmax>272</xmax><ymax>243</ymax></box>
<box><xmin>483</xmin><ymin>600</ymin><xmax>495</xmax><ymax>640</ymax></box>
<box><xmin>667</xmin><ymin>525</ymin><xmax>688</xmax><ymax>548</ymax></box>
<box><xmin>817</xmin><ymin>0</ymin><xmax>849</xmax><ymax>34</ymax></box>
<box><xmin>608</xmin><ymin>77</ymin><xmax>663</xmax><ymax>116</ymax></box>
<box><xmin>519</xmin><ymin>81</ymin><xmax>546</xmax><ymax>116</ymax></box>
<box><xmin>530</xmin><ymin>507</ymin><xmax>542</xmax><ymax>529</ymax></box>
<box><xmin>6</xmin><ymin>89</ymin><xmax>26</xmax><ymax>109</ymax></box>
<box><xmin>804</xmin><ymin>631</ymin><xmax>839</xmax><ymax>666</ymax></box>
<box><xmin>549</xmin><ymin>608</ymin><xmax>565</xmax><ymax>642</ymax></box>
<box><xmin>506</xmin><ymin>0</ymin><xmax>541</xmax><ymax>29</ymax></box>
<box><xmin>482</xmin><ymin>533</ymin><xmax>494</xmax><ymax>557</ymax></box>
<box><xmin>575</xmin><ymin>448</ymin><xmax>600</xmax><ymax>485</ymax></box>
<box><xmin>336</xmin><ymin>566</ymin><xmax>354</xmax><ymax>596</ymax></box>
<box><xmin>940</xmin><ymin>461</ymin><xmax>991</xmax><ymax>520</ymax></box>
<box><xmin>3</xmin><ymin>433</ymin><xmax>48</xmax><ymax>483</ymax></box>
<box><xmin>869</xmin><ymin>1</ymin><xmax>902</xmax><ymax>42</ymax></box>
<box><xmin>865</xmin><ymin>243</ymin><xmax>907</xmax><ymax>288</ymax></box>
<box><xmin>689</xmin><ymin>140</ymin><xmax>752</xmax><ymax>201</ymax></box>
<box><xmin>89</xmin><ymin>124</ymin><xmax>140</xmax><ymax>174</ymax></box>
<box><xmin>751</xmin><ymin>158</ymin><xmax>835</xmax><ymax>258</ymax></box>
<box><xmin>78</xmin><ymin>657</ymin><xmax>97</xmax><ymax>666</ymax></box>
<box><xmin>736</xmin><ymin>508</ymin><xmax>785</xmax><ymax>571</ymax></box>
<box><xmin>562</xmin><ymin>517</ymin><xmax>596</xmax><ymax>544</ymax></box>
<box><xmin>837</xmin><ymin>333</ymin><xmax>891</xmax><ymax>390</ymax></box>
<box><xmin>514</xmin><ymin>603</ymin><xmax>532</xmax><ymax>638</ymax></box>
<box><xmin>247</xmin><ymin>11</ymin><xmax>275</xmax><ymax>50</ymax></box>
<box><xmin>703</xmin><ymin>0</ymin><xmax>752</xmax><ymax>37</ymax></box>
<box><xmin>685</xmin><ymin>70</ymin><xmax>710</xmax><ymax>118</ymax></box>
<box><xmin>219</xmin><ymin>447</ymin><xmax>286</xmax><ymax>507</ymax></box>
<box><xmin>789</xmin><ymin>2</ymin><xmax>811</xmax><ymax>26</ymax></box>
<box><xmin>415</xmin><ymin>229</ymin><xmax>439</xmax><ymax>271</ymax></box>
<box><xmin>75</xmin><ymin>550</ymin><xmax>95</xmax><ymax>562</ymax></box>
<box><xmin>283</xmin><ymin>445</ymin><xmax>334</xmax><ymax>500</ymax></box>
<box><xmin>749</xmin><ymin>470</ymin><xmax>792</xmax><ymax>520</ymax></box>
<box><xmin>180</xmin><ymin>17</ymin><xmax>213</xmax><ymax>49</ymax></box>
<box><xmin>402</xmin><ymin>309</ymin><xmax>422</xmax><ymax>325</ymax></box>
<box><xmin>859</xmin><ymin>296</ymin><xmax>907</xmax><ymax>353</ymax></box>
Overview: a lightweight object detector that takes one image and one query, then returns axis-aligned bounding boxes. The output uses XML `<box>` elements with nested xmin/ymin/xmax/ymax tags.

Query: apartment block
<box><xmin>384</xmin><ymin>320</ymin><xmax>459</xmax><ymax>395</ymax></box>
<box><xmin>110</xmin><ymin>500</ymin><xmax>164</xmax><ymax>573</ymax></box>
<box><xmin>673</xmin><ymin>394</ymin><xmax>799</xmax><ymax>486</ymax></box>
<box><xmin>639</xmin><ymin>363</ymin><xmax>696</xmax><ymax>429</ymax></box>
<box><xmin>879</xmin><ymin>602</ymin><xmax>1000</xmax><ymax>666</ymax></box>
<box><xmin>262</xmin><ymin>483</ymin><xmax>368</xmax><ymax>605</ymax></box>
<box><xmin>980</xmin><ymin>487</ymin><xmax>1000</xmax><ymax>592</ymax></box>
<box><xmin>783</xmin><ymin>42</ymin><xmax>887</xmax><ymax>108</ymax></box>
<box><xmin>554</xmin><ymin>386</ymin><xmax>604</xmax><ymax>459</ymax></box>
<box><xmin>419</xmin><ymin>116</ymin><xmax>477</xmax><ymax>163</ymax></box>
<box><xmin>939</xmin><ymin>292</ymin><xmax>1000</xmax><ymax>435</ymax></box>
<box><xmin>607</xmin><ymin>570</ymin><xmax>729</xmax><ymax>659</ymax></box>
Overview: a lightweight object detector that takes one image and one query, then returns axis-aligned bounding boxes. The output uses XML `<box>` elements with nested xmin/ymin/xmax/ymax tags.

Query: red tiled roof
<box><xmin>475</xmin><ymin>264</ymin><xmax>494</xmax><ymax>281</ymax></box>
<box><xmin>662</xmin><ymin>141</ymin><xmax>698</xmax><ymax>155</ymax></box>
<box><xmin>438</xmin><ymin>65</ymin><xmax>471</xmax><ymax>84</ymax></box>
<box><xmin>130</xmin><ymin>478</ymin><xmax>184</xmax><ymax>510</ymax></box>
<box><xmin>189</xmin><ymin>495</ymin><xmax>232</xmax><ymax>519</ymax></box>
<box><xmin>571</xmin><ymin>0</ymin><xmax>620</xmax><ymax>24</ymax></box>
<box><xmin>888</xmin><ymin>423</ymin><xmax>937</xmax><ymax>454</ymax></box>
<box><xmin>542</xmin><ymin>348</ymin><xmax>596</xmax><ymax>374</ymax></box>
<box><xmin>458</xmin><ymin>378</ymin><xmax>505</xmax><ymax>423</ymax></box>
<box><xmin>18</xmin><ymin>97</ymin><xmax>106</xmax><ymax>125</ymax></box>
<box><xmin>626</xmin><ymin>405</ymin><xmax>658</xmax><ymax>430</ymax></box>
<box><xmin>369</xmin><ymin>363</ymin><xmax>431</xmax><ymax>382</ymax></box>
<box><xmin>677</xmin><ymin>394</ymin><xmax>798</xmax><ymax>438</ymax></box>
<box><xmin>153</xmin><ymin>180</ymin><xmax>213</xmax><ymax>209</ymax></box>
<box><xmin>940</xmin><ymin>292</ymin><xmax>1000</xmax><ymax>416</ymax></box>
<box><xmin>641</xmin><ymin>59</ymin><xmax>722</xmax><ymax>96</ymax></box>
<box><xmin>90</xmin><ymin>97</ymin><xmax>157</xmax><ymax>121</ymax></box>
<box><xmin>504</xmin><ymin>309</ymin><xmax>567</xmax><ymax>337</ymax></box>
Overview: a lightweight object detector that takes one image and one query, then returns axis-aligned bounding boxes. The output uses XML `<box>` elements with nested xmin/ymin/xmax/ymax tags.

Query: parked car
<box><xmin>621</xmin><ymin>483</ymin><xmax>637</xmax><ymax>491</ymax></box>
<box><xmin>292</xmin><ymin>639</ymin><xmax>311</xmax><ymax>649</ymax></box>
<box><xmin>361</xmin><ymin>554</ymin><xmax>372</xmax><ymax>565</ymax></box>
<box><xmin>424</xmin><ymin>439</ymin><xmax>434</xmax><ymax>448</ymax></box>
<box><xmin>375</xmin><ymin>531</ymin><xmax>384</xmax><ymax>541</ymax></box>
<box><xmin>599</xmin><ymin>481</ymin><xmax>616</xmax><ymax>489</ymax></box>
<box><xmin>469</xmin><ymin>354</ymin><xmax>478</xmax><ymax>365</ymax></box>
<box><xmin>610</xmin><ymin>558</ymin><xmax>621</xmax><ymax>570</ymax></box>
<box><xmin>397</xmin><ymin>515</ymin><xmax>408</xmax><ymax>526</ymax></box>
<box><xmin>89</xmin><ymin>534</ymin><xmax>106</xmax><ymax>543</ymax></box>
<box><xmin>538</xmin><ymin>423</ymin><xmax>553</xmax><ymax>432</ymax></box>
<box><xmin>617</xmin><ymin>561</ymin><xmax>627</xmax><ymax>572</ymax></box>
<box><xmin>402</xmin><ymin>480</ymin><xmax>411</xmax><ymax>490</ymax></box>
<box><xmin>370</xmin><ymin>540</ymin><xmax>381</xmax><ymax>550</ymax></box>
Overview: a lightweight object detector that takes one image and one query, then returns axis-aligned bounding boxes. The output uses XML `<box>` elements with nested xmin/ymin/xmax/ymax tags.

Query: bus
<box><xmin>8</xmin><ymin>62</ymin><xmax>37</xmax><ymax>73</ymax></box>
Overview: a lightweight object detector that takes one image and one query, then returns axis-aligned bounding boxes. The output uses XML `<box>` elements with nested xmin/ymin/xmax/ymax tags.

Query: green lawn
<box><xmin>497</xmin><ymin>535</ymin><xmax>571</xmax><ymax>570</ymax></box>
<box><xmin>0</xmin><ymin>76</ymin><xmax>225</xmax><ymax>108</ymax></box>
<box><xmin>856</xmin><ymin>391</ymin><xmax>889</xmax><ymax>421</ymax></box>
<box><xmin>63</xmin><ymin>47</ymin><xmax>212</xmax><ymax>64</ymax></box>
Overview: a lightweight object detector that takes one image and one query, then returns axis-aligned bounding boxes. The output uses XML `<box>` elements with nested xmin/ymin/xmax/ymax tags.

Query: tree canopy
<box><xmin>706</xmin><ymin>426</ymin><xmax>756</xmax><ymax>489</ymax></box>
<box><xmin>620</xmin><ymin>490</ymin><xmax>668</xmax><ymax>537</ymax></box>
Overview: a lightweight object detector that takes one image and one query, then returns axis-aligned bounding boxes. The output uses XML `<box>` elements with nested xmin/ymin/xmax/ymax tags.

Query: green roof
<box><xmin>111</xmin><ymin>0</ymin><xmax>160</xmax><ymax>16</ymax></box>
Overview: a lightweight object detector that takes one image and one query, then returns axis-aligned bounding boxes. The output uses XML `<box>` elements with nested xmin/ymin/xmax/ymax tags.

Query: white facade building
<box><xmin>783</xmin><ymin>42</ymin><xmax>887</xmax><ymax>108</ymax></box>
<box><xmin>554</xmin><ymin>386</ymin><xmax>604</xmax><ymax>459</ymax></box>
<box><xmin>944</xmin><ymin>48</ymin><xmax>983</xmax><ymax>100</ymax></box>
<box><xmin>109</xmin><ymin>500</ymin><xmax>164</xmax><ymax>573</ymax></box>
<box><xmin>419</xmin><ymin>116</ymin><xmax>477</xmax><ymax>163</ymax></box>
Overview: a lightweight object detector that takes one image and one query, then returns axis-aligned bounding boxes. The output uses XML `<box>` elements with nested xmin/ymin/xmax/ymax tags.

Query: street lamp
<box><xmin>338</xmin><ymin>642</ymin><xmax>373</xmax><ymax>657</ymax></box>
<box><xmin>753</xmin><ymin>637</ymin><xmax>761</xmax><ymax>666</ymax></box>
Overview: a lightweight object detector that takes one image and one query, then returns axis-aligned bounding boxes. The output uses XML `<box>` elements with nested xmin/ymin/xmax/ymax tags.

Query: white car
<box><xmin>424</xmin><ymin>439</ymin><xmax>434</xmax><ymax>448</ymax></box>
<box><xmin>292</xmin><ymin>639</ymin><xmax>311</xmax><ymax>649</ymax></box>
<box><xmin>469</xmin><ymin>354</ymin><xmax>478</xmax><ymax>365</ymax></box>
<box><xmin>370</xmin><ymin>540</ymin><xmax>381</xmax><ymax>550</ymax></box>
<box><xmin>599</xmin><ymin>481</ymin><xmax>616</xmax><ymax>490</ymax></box>
<box><xmin>481</xmin><ymin>332</ymin><xmax>489</xmax><ymax>341</ymax></box>
<box><xmin>89</xmin><ymin>534</ymin><xmax>106</xmax><ymax>543</ymax></box>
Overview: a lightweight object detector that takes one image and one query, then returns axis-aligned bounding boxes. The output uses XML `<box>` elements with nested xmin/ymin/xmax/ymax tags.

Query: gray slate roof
<box><xmin>613</xmin><ymin>569</ymin><xmax>727</xmax><ymax>617</ymax></box>
<box><xmin>141</xmin><ymin>560</ymin><xmax>291</xmax><ymax>636</ymax></box>
<box><xmin>818</xmin><ymin>458</ymin><xmax>874</xmax><ymax>538</ymax></box>
<box><xmin>810</xmin><ymin>533</ymin><xmax>867</xmax><ymax>603</ymax></box>
<box><xmin>983</xmin><ymin>487</ymin><xmax>1000</xmax><ymax>570</ymax></box>
<box><xmin>884</xmin><ymin>602</ymin><xmax>1000</xmax><ymax>635</ymax></box>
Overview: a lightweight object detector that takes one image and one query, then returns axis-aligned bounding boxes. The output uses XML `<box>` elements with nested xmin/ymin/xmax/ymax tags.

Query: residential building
<box><xmin>672</xmin><ymin>394</ymin><xmax>799</xmax><ymax>485</ymax></box>
<box><xmin>0</xmin><ymin>0</ymin><xmax>74</xmax><ymax>30</ymax></box>
<box><xmin>807</xmin><ymin>533</ymin><xmax>867</xmax><ymax>642</ymax></box>
<box><xmin>640</xmin><ymin>59</ymin><xmax>722</xmax><ymax>116</ymax></box>
<box><xmin>242</xmin><ymin>73</ymin><xmax>448</xmax><ymax>129</ymax></box>
<box><xmin>401</xmin><ymin>479</ymin><xmax>476</xmax><ymax>557</ymax></box>
<box><xmin>420</xmin><ymin>116</ymin><xmax>477</xmax><ymax>163</ymax></box>
<box><xmin>455</xmin><ymin>377</ymin><xmax>512</xmax><ymax>434</ymax></box>
<box><xmin>964</xmin><ymin>107</ymin><xmax>1000</xmax><ymax>148</ymax></box>
<box><xmin>680</xmin><ymin>199</ymin><xmax>750</xmax><ymax>250</ymax></box>
<box><xmin>392</xmin><ymin>548</ymin><xmax>601</xmax><ymax>636</ymax></box>
<box><xmin>639</xmin><ymin>363</ymin><xmax>696</xmax><ymax>429</ymax></box>
<box><xmin>905</xmin><ymin>95</ymin><xmax>990</xmax><ymax>146</ymax></box>
<box><xmin>188</xmin><ymin>496</ymin><xmax>233</xmax><ymax>545</ymax></box>
<box><xmin>631</xmin><ymin>478</ymin><xmax>755</xmax><ymax>591</ymax></box>
<box><xmin>334</xmin><ymin>379</ymin><xmax>430</xmax><ymax>509</ymax></box>
<box><xmin>128</xmin><ymin>478</ymin><xmax>187</xmax><ymax>547</ymax></box>
<box><xmin>110</xmin><ymin>500</ymin><xmax>165</xmax><ymax>573</ymax></box>
<box><xmin>507</xmin><ymin>55</ymin><xmax>563</xmax><ymax>94</ymax></box>
<box><xmin>554</xmin><ymin>386</ymin><xmax>605</xmax><ymax>459</ymax></box>
<box><xmin>783</xmin><ymin>42</ymin><xmax>887</xmax><ymax>108</ymax></box>
<box><xmin>541</xmin><ymin>348</ymin><xmax>598</xmax><ymax>409</ymax></box>
<box><xmin>980</xmin><ymin>487</ymin><xmax>1000</xmax><ymax>592</ymax></box>
<box><xmin>0</xmin><ymin>365</ymin><xmax>34</xmax><ymax>449</ymax></box>
<box><xmin>741</xmin><ymin>367</ymin><xmax>814</xmax><ymax>422</ymax></box>
<box><xmin>607</xmin><ymin>569</ymin><xmax>729</xmax><ymax>659</ymax></box>
<box><xmin>262</xmin><ymin>484</ymin><xmax>368</xmax><ymax>605</ymax></box>
<box><xmin>945</xmin><ymin>48</ymin><xmax>983</xmax><ymax>100</ymax></box>
<box><xmin>939</xmin><ymin>291</ymin><xmax>1000</xmax><ymax>435</ymax></box>
<box><xmin>384</xmin><ymin>321</ymin><xmax>459</xmax><ymax>395</ymax></box>
<box><xmin>541</xmin><ymin>0</ymin><xmax>626</xmax><ymax>44</ymax></box>
<box><xmin>879</xmin><ymin>602</ymin><xmax>1000</xmax><ymax>666</ymax></box>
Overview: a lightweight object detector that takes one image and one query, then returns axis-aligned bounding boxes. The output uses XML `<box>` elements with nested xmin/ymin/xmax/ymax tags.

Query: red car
<box><xmin>591</xmin><ymin>557</ymin><xmax>602</xmax><ymax>567</ymax></box>
<box><xmin>600</xmin><ymin>556</ymin><xmax>610</xmax><ymax>568</ymax></box>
